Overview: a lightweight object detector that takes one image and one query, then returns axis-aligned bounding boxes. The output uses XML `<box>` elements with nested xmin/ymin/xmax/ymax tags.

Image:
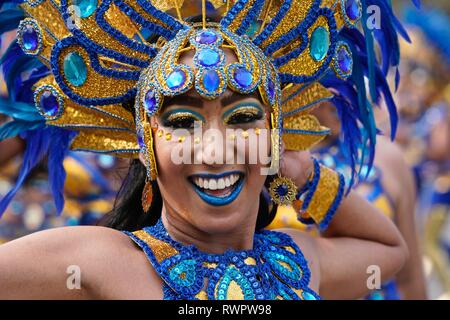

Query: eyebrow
<box><xmin>163</xmin><ymin>95</ymin><xmax>203</xmax><ymax>108</ymax></box>
<box><xmin>162</xmin><ymin>91</ymin><xmax>261</xmax><ymax>109</ymax></box>
<box><xmin>221</xmin><ymin>91</ymin><xmax>259</xmax><ymax>107</ymax></box>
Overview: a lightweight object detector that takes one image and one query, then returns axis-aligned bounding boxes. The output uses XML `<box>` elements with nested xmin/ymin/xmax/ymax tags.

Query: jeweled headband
<box><xmin>0</xmin><ymin>0</ymin><xmax>419</xmax><ymax>214</ymax></box>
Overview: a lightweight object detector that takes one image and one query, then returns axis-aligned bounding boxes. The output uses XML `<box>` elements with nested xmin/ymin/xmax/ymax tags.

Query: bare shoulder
<box><xmin>0</xmin><ymin>225</ymin><xmax>163</xmax><ymax>299</ymax></box>
<box><xmin>272</xmin><ymin>228</ymin><xmax>320</xmax><ymax>291</ymax></box>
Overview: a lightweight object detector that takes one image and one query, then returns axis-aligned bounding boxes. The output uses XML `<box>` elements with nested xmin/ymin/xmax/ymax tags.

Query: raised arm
<box><xmin>280</xmin><ymin>150</ymin><xmax>408</xmax><ymax>299</ymax></box>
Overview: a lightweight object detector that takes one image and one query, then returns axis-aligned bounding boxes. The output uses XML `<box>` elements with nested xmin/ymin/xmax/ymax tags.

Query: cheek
<box><xmin>153</xmin><ymin>131</ymin><xmax>182</xmax><ymax>181</ymax></box>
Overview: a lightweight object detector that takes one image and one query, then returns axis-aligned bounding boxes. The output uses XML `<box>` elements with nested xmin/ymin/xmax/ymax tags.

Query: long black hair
<box><xmin>101</xmin><ymin>14</ymin><xmax>279</xmax><ymax>231</ymax></box>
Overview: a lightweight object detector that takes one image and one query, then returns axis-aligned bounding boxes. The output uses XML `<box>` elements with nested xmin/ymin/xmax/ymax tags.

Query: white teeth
<box><xmin>209</xmin><ymin>179</ymin><xmax>217</xmax><ymax>190</ymax></box>
<box><xmin>193</xmin><ymin>174</ymin><xmax>241</xmax><ymax>190</ymax></box>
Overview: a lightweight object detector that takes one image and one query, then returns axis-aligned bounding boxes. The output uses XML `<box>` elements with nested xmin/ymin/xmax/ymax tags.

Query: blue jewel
<box><xmin>310</xmin><ymin>27</ymin><xmax>330</xmax><ymax>62</ymax></box>
<box><xmin>63</xmin><ymin>52</ymin><xmax>87</xmax><ymax>87</ymax></box>
<box><xmin>39</xmin><ymin>90</ymin><xmax>60</xmax><ymax>117</ymax></box>
<box><xmin>198</xmin><ymin>49</ymin><xmax>221</xmax><ymax>67</ymax></box>
<box><xmin>202</xmin><ymin>69</ymin><xmax>220</xmax><ymax>92</ymax></box>
<box><xmin>137</xmin><ymin>134</ymin><xmax>144</xmax><ymax>148</ymax></box>
<box><xmin>144</xmin><ymin>89</ymin><xmax>157</xmax><ymax>115</ymax></box>
<box><xmin>345</xmin><ymin>0</ymin><xmax>361</xmax><ymax>21</ymax></box>
<box><xmin>337</xmin><ymin>46</ymin><xmax>352</xmax><ymax>74</ymax></box>
<box><xmin>302</xmin><ymin>291</ymin><xmax>317</xmax><ymax>300</ymax></box>
<box><xmin>276</xmin><ymin>184</ymin><xmax>289</xmax><ymax>197</ymax></box>
<box><xmin>195</xmin><ymin>30</ymin><xmax>218</xmax><ymax>45</ymax></box>
<box><xmin>268</xmin><ymin>78</ymin><xmax>275</xmax><ymax>100</ymax></box>
<box><xmin>167</xmin><ymin>69</ymin><xmax>187</xmax><ymax>90</ymax></box>
<box><xmin>233</xmin><ymin>67</ymin><xmax>253</xmax><ymax>89</ymax></box>
<box><xmin>22</xmin><ymin>26</ymin><xmax>39</xmax><ymax>51</ymax></box>
<box><xmin>73</xmin><ymin>0</ymin><xmax>98</xmax><ymax>18</ymax></box>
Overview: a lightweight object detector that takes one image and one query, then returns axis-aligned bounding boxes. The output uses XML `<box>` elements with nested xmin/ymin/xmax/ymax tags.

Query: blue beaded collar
<box><xmin>124</xmin><ymin>220</ymin><xmax>320</xmax><ymax>300</ymax></box>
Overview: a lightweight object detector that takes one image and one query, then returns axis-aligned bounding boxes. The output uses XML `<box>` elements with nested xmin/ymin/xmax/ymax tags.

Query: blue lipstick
<box><xmin>189</xmin><ymin>171</ymin><xmax>245</xmax><ymax>206</ymax></box>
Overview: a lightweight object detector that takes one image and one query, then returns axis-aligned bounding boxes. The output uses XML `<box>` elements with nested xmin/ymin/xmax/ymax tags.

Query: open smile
<box><xmin>188</xmin><ymin>171</ymin><xmax>245</xmax><ymax>206</ymax></box>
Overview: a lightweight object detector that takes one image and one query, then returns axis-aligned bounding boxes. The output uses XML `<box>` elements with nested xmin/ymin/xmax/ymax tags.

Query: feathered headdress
<box><xmin>0</xmin><ymin>0</ymin><xmax>419</xmax><ymax>216</ymax></box>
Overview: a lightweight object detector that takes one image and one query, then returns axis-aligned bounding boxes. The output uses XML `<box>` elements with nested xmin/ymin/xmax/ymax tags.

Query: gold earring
<box><xmin>269</xmin><ymin>175</ymin><xmax>297</xmax><ymax>206</ymax></box>
<box><xmin>142</xmin><ymin>179</ymin><xmax>153</xmax><ymax>212</ymax></box>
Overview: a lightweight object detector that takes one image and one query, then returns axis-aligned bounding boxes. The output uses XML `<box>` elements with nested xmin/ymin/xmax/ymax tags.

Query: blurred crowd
<box><xmin>0</xmin><ymin>1</ymin><xmax>449</xmax><ymax>299</ymax></box>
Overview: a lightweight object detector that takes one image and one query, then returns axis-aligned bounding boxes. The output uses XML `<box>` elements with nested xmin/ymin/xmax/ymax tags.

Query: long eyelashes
<box><xmin>160</xmin><ymin>109</ymin><xmax>205</xmax><ymax>129</ymax></box>
<box><xmin>160</xmin><ymin>102</ymin><xmax>264</xmax><ymax>129</ymax></box>
<box><xmin>222</xmin><ymin>102</ymin><xmax>264</xmax><ymax>125</ymax></box>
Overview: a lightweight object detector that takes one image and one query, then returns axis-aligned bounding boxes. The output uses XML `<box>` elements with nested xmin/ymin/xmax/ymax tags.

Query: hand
<box><xmin>278</xmin><ymin>143</ymin><xmax>314</xmax><ymax>190</ymax></box>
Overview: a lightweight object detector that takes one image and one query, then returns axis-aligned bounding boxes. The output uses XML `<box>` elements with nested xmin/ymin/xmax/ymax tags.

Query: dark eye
<box><xmin>226</xmin><ymin>112</ymin><xmax>263</xmax><ymax>125</ymax></box>
<box><xmin>161</xmin><ymin>111</ymin><xmax>203</xmax><ymax>129</ymax></box>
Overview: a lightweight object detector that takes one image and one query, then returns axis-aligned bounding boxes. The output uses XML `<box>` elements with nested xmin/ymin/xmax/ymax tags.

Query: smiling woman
<box><xmin>0</xmin><ymin>0</ymin><xmax>416</xmax><ymax>300</ymax></box>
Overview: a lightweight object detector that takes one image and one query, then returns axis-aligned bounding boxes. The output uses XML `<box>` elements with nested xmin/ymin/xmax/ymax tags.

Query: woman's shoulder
<box><xmin>22</xmin><ymin>225</ymin><xmax>163</xmax><ymax>298</ymax></box>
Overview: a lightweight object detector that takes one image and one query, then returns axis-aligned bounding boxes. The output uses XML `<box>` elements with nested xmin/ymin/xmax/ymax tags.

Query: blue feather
<box><xmin>47</xmin><ymin>128</ymin><xmax>76</xmax><ymax>215</ymax></box>
<box><xmin>0</xmin><ymin>128</ymin><xmax>51</xmax><ymax>217</ymax></box>
<box><xmin>0</xmin><ymin>8</ymin><xmax>23</xmax><ymax>34</ymax></box>
<box><xmin>0</xmin><ymin>119</ymin><xmax>45</xmax><ymax>141</ymax></box>
<box><xmin>0</xmin><ymin>97</ymin><xmax>44</xmax><ymax>121</ymax></box>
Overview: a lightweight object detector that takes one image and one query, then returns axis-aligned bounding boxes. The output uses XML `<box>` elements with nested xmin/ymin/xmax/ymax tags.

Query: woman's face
<box><xmin>145</xmin><ymin>49</ymin><xmax>272</xmax><ymax>235</ymax></box>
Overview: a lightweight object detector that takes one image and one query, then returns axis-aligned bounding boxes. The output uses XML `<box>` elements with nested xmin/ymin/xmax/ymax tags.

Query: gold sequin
<box><xmin>282</xmin><ymin>114</ymin><xmax>329</xmax><ymax>151</ymax></box>
<box><xmin>259</xmin><ymin>0</ymin><xmax>314</xmax><ymax>51</ymax></box>
<box><xmin>165</xmin><ymin>132</ymin><xmax>172</xmax><ymax>141</ymax></box>
<box><xmin>132</xmin><ymin>230</ymin><xmax>179</xmax><ymax>263</ymax></box>
<box><xmin>71</xmin><ymin>130</ymin><xmax>139</xmax><ymax>155</ymax></box>
<box><xmin>307</xmin><ymin>164</ymin><xmax>341</xmax><ymax>224</ymax></box>
<box><xmin>157</xmin><ymin>129</ymin><xmax>164</xmax><ymax>137</ymax></box>
<box><xmin>281</xmin><ymin>82</ymin><xmax>333</xmax><ymax>116</ymax></box>
<box><xmin>241</xmin><ymin>130</ymin><xmax>249</xmax><ymax>139</ymax></box>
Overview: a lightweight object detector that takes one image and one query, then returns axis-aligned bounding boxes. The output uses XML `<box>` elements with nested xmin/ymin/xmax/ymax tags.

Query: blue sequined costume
<box><xmin>125</xmin><ymin>220</ymin><xmax>319</xmax><ymax>300</ymax></box>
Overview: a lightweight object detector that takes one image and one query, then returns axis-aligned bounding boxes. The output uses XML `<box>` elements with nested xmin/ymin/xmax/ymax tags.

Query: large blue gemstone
<box><xmin>302</xmin><ymin>291</ymin><xmax>317</xmax><ymax>300</ymax></box>
<box><xmin>137</xmin><ymin>134</ymin><xmax>145</xmax><ymax>148</ymax></box>
<box><xmin>73</xmin><ymin>0</ymin><xmax>98</xmax><ymax>18</ymax></box>
<box><xmin>39</xmin><ymin>90</ymin><xmax>59</xmax><ymax>117</ymax></box>
<box><xmin>144</xmin><ymin>89</ymin><xmax>157</xmax><ymax>114</ymax></box>
<box><xmin>167</xmin><ymin>69</ymin><xmax>187</xmax><ymax>90</ymax></box>
<box><xmin>22</xmin><ymin>26</ymin><xmax>39</xmax><ymax>51</ymax></box>
<box><xmin>276</xmin><ymin>184</ymin><xmax>289</xmax><ymax>197</ymax></box>
<box><xmin>195</xmin><ymin>30</ymin><xmax>218</xmax><ymax>45</ymax></box>
<box><xmin>345</xmin><ymin>0</ymin><xmax>361</xmax><ymax>20</ymax></box>
<box><xmin>198</xmin><ymin>49</ymin><xmax>221</xmax><ymax>67</ymax></box>
<box><xmin>310</xmin><ymin>27</ymin><xmax>330</xmax><ymax>61</ymax></box>
<box><xmin>233</xmin><ymin>67</ymin><xmax>253</xmax><ymax>89</ymax></box>
<box><xmin>63</xmin><ymin>52</ymin><xmax>87</xmax><ymax>87</ymax></box>
<box><xmin>203</xmin><ymin>69</ymin><xmax>220</xmax><ymax>92</ymax></box>
<box><xmin>337</xmin><ymin>47</ymin><xmax>352</xmax><ymax>74</ymax></box>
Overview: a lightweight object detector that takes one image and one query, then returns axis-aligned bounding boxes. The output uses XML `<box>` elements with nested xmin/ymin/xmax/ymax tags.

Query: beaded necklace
<box><xmin>124</xmin><ymin>219</ymin><xmax>320</xmax><ymax>300</ymax></box>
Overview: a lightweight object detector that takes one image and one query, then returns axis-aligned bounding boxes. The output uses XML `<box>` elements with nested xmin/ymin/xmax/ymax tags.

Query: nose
<box><xmin>193</xmin><ymin>119</ymin><xmax>238</xmax><ymax>167</ymax></box>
